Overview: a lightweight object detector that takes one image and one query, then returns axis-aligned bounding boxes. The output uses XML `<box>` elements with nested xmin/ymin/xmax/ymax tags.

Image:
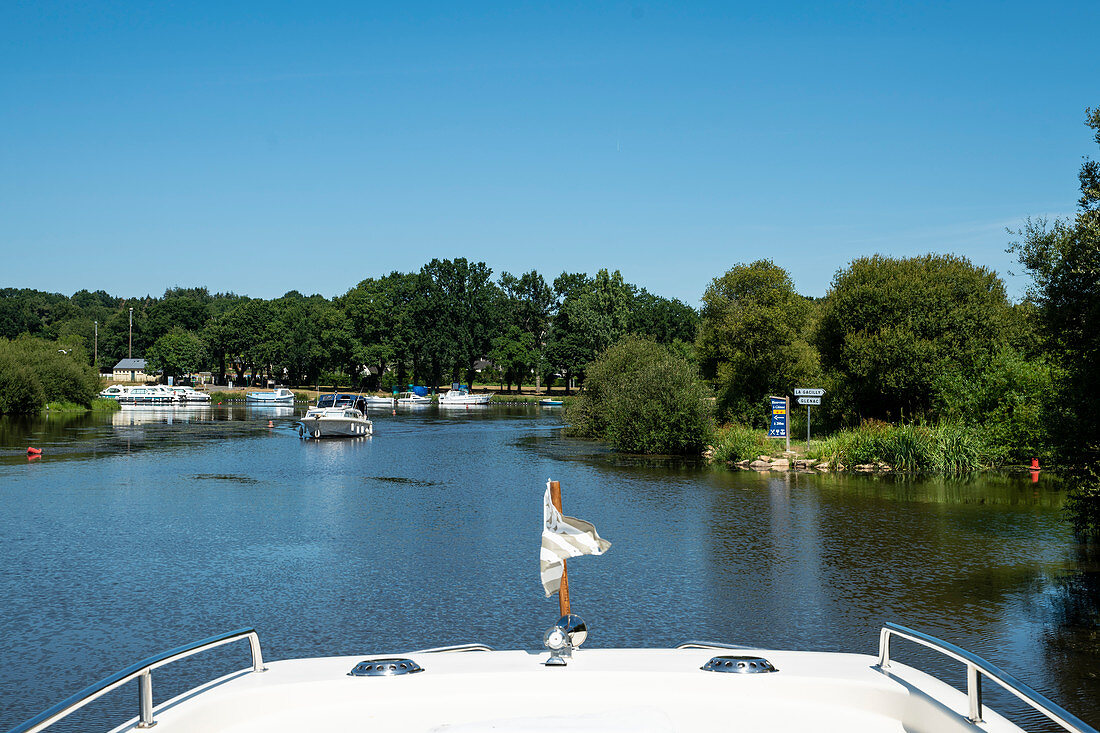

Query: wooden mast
<box><xmin>548</xmin><ymin>480</ymin><xmax>571</xmax><ymax>616</ymax></box>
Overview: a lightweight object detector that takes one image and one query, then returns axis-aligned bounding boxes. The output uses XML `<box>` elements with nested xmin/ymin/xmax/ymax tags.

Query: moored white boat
<box><xmin>396</xmin><ymin>390</ymin><xmax>432</xmax><ymax>406</ymax></box>
<box><xmin>245</xmin><ymin>388</ymin><xmax>295</xmax><ymax>404</ymax></box>
<box><xmin>10</xmin><ymin>620</ymin><xmax>1096</xmax><ymax>733</ymax></box>
<box><xmin>363</xmin><ymin>394</ymin><xmax>396</xmax><ymax>407</ymax></box>
<box><xmin>114</xmin><ymin>386</ymin><xmax>175</xmax><ymax>405</ymax></box>
<box><xmin>539</xmin><ymin>398</ymin><xmax>563</xmax><ymax>406</ymax></box>
<box><xmin>296</xmin><ymin>406</ymin><xmax>372</xmax><ymax>438</ymax></box>
<box><xmin>169</xmin><ymin>385</ymin><xmax>211</xmax><ymax>403</ymax></box>
<box><xmin>438</xmin><ymin>385</ymin><xmax>493</xmax><ymax>406</ymax></box>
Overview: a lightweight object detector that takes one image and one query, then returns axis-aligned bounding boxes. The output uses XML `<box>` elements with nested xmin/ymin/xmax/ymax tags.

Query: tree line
<box><xmin>0</xmin><ymin>263</ymin><xmax>697</xmax><ymax>392</ymax></box>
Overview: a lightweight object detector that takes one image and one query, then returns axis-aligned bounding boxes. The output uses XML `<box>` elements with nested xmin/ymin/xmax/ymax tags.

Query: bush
<box><xmin>0</xmin><ymin>337</ymin><xmax>99</xmax><ymax>414</ymax></box>
<box><xmin>0</xmin><ymin>362</ymin><xmax>46</xmax><ymax>414</ymax></box>
<box><xmin>565</xmin><ymin>336</ymin><xmax>713</xmax><ymax>454</ymax></box>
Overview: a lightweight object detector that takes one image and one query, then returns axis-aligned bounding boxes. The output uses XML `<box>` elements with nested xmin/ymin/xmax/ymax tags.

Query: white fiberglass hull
<box><xmin>439</xmin><ymin>392</ymin><xmax>493</xmax><ymax>406</ymax></box>
<box><xmin>297</xmin><ymin>415</ymin><xmax>372</xmax><ymax>438</ymax></box>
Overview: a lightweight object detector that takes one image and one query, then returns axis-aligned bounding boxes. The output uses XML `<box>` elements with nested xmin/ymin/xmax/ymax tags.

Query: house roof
<box><xmin>113</xmin><ymin>358</ymin><xmax>147</xmax><ymax>370</ymax></box>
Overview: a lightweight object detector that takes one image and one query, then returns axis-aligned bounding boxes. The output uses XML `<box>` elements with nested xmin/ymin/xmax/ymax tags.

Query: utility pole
<box><xmin>94</xmin><ymin>321</ymin><xmax>98</xmax><ymax>368</ymax></box>
<box><xmin>128</xmin><ymin>307</ymin><xmax>133</xmax><ymax>358</ymax></box>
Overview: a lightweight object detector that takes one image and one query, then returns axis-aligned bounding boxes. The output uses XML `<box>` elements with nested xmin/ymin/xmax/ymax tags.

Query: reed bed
<box><xmin>807</xmin><ymin>421</ymin><xmax>987</xmax><ymax>472</ymax></box>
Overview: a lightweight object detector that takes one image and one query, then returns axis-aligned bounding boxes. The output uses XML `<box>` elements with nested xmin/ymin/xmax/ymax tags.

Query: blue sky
<box><xmin>2</xmin><ymin>1</ymin><xmax>1097</xmax><ymax>305</ymax></box>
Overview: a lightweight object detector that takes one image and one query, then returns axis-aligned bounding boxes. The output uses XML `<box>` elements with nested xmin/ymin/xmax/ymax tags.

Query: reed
<box><xmin>711</xmin><ymin>424</ymin><xmax>770</xmax><ymax>462</ymax></box>
<box><xmin>806</xmin><ymin>421</ymin><xmax>986</xmax><ymax>472</ymax></box>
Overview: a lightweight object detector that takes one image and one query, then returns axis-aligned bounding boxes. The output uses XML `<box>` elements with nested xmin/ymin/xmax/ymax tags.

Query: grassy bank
<box><xmin>712</xmin><ymin>420</ymin><xmax>990</xmax><ymax>473</ymax></box>
<box><xmin>43</xmin><ymin>398</ymin><xmax>121</xmax><ymax>413</ymax></box>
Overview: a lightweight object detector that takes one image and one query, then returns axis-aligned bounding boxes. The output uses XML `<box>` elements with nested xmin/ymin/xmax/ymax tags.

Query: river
<box><xmin>0</xmin><ymin>405</ymin><xmax>1096</xmax><ymax>732</ymax></box>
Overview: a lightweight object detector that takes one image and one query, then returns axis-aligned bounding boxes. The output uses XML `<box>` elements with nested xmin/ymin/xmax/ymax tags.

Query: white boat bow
<box><xmin>10</xmin><ymin>621</ymin><xmax>1095</xmax><ymax>733</ymax></box>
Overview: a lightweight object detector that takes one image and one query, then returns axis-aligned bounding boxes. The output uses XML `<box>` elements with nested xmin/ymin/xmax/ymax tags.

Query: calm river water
<box><xmin>0</xmin><ymin>405</ymin><xmax>1097</xmax><ymax>732</ymax></box>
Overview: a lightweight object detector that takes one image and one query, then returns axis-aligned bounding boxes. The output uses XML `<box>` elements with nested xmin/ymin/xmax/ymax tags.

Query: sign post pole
<box><xmin>807</xmin><ymin>404</ymin><xmax>811</xmax><ymax>448</ymax></box>
<box><xmin>785</xmin><ymin>396</ymin><xmax>791</xmax><ymax>453</ymax></box>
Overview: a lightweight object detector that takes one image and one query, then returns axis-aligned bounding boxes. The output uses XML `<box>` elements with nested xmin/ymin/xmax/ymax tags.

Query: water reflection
<box><xmin>0</xmin><ymin>409</ymin><xmax>1095</xmax><ymax>732</ymax></box>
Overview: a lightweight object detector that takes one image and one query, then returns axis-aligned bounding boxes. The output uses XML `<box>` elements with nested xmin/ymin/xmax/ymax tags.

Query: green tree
<box><xmin>1011</xmin><ymin>106</ymin><xmax>1100</xmax><ymax>535</ymax></box>
<box><xmin>145</xmin><ymin>328</ymin><xmax>208</xmax><ymax>381</ymax></box>
<box><xmin>566</xmin><ymin>335</ymin><xmax>713</xmax><ymax>454</ymax></box>
<box><xmin>546</xmin><ymin>269</ymin><xmax>633</xmax><ymax>391</ymax></box>
<box><xmin>815</xmin><ymin>254</ymin><xmax>1009</xmax><ymax>424</ymax></box>
<box><xmin>488</xmin><ymin>325</ymin><xmax>535</xmax><ymax>391</ymax></box>
<box><xmin>697</xmin><ymin>261</ymin><xmax>816</xmax><ymax>426</ymax></box>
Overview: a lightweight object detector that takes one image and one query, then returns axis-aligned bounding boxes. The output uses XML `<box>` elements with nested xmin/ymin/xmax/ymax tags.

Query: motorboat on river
<box><xmin>169</xmin><ymin>386</ymin><xmax>211</xmax><ymax>403</ymax></box>
<box><xmin>10</xmin><ymin>617</ymin><xmax>1095</xmax><ymax>733</ymax></box>
<box><xmin>438</xmin><ymin>384</ymin><xmax>493</xmax><ymax>406</ymax></box>
<box><xmin>107</xmin><ymin>385</ymin><xmax>176</xmax><ymax>405</ymax></box>
<box><xmin>396</xmin><ymin>388</ymin><xmax>432</xmax><ymax>406</ymax></box>
<box><xmin>245</xmin><ymin>388</ymin><xmax>295</xmax><ymax>404</ymax></box>
<box><xmin>296</xmin><ymin>406</ymin><xmax>372</xmax><ymax>438</ymax></box>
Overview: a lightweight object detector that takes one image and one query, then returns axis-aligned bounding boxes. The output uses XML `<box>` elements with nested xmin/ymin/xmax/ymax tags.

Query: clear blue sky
<box><xmin>2</xmin><ymin>1</ymin><xmax>1097</xmax><ymax>305</ymax></box>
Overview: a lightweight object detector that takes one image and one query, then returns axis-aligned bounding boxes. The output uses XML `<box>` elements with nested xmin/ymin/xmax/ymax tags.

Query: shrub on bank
<box><xmin>0</xmin><ymin>337</ymin><xmax>100</xmax><ymax>414</ymax></box>
<box><xmin>565</xmin><ymin>336</ymin><xmax>713</xmax><ymax>454</ymax></box>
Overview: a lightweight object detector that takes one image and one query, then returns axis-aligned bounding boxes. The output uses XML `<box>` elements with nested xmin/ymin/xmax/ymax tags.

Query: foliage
<box><xmin>0</xmin><ymin>337</ymin><xmax>100</xmax><ymax>414</ymax></box>
<box><xmin>815</xmin><ymin>254</ymin><xmax>1010</xmax><ymax>425</ymax></box>
<box><xmin>1010</xmin><ymin>106</ymin><xmax>1100</xmax><ymax>536</ymax></box>
<box><xmin>565</xmin><ymin>336</ymin><xmax>713</xmax><ymax>454</ymax></box>
<box><xmin>806</xmin><ymin>421</ymin><xmax>987</xmax><ymax>472</ymax></box>
<box><xmin>145</xmin><ymin>328</ymin><xmax>208</xmax><ymax>379</ymax></box>
<box><xmin>488</xmin><ymin>325</ymin><xmax>535</xmax><ymax>391</ymax></box>
<box><xmin>696</xmin><ymin>260</ymin><xmax>817</xmax><ymax>426</ymax></box>
<box><xmin>711</xmin><ymin>424</ymin><xmax>771</xmax><ymax>463</ymax></box>
<box><xmin>546</xmin><ymin>269</ymin><xmax>634</xmax><ymax>391</ymax></box>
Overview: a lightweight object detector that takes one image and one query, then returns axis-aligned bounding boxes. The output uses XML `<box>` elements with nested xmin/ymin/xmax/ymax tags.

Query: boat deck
<box><xmin>106</xmin><ymin>648</ymin><xmax>1023</xmax><ymax>732</ymax></box>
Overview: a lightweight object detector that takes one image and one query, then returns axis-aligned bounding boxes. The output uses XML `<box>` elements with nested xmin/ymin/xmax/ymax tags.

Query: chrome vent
<box><xmin>348</xmin><ymin>658</ymin><xmax>423</xmax><ymax>676</ymax></box>
<box><xmin>702</xmin><ymin>655</ymin><xmax>778</xmax><ymax>674</ymax></box>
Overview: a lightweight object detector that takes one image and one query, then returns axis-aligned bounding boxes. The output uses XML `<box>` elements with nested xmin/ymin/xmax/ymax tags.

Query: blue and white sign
<box><xmin>768</xmin><ymin>396</ymin><xmax>787</xmax><ymax>438</ymax></box>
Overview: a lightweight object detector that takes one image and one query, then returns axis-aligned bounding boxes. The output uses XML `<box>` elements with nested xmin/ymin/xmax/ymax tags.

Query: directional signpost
<box><xmin>794</xmin><ymin>388</ymin><xmax>825</xmax><ymax>446</ymax></box>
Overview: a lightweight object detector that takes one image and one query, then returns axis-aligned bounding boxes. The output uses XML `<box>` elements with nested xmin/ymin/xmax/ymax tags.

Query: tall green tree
<box><xmin>1011</xmin><ymin>106</ymin><xmax>1100</xmax><ymax>535</ymax></box>
<box><xmin>815</xmin><ymin>254</ymin><xmax>1009</xmax><ymax>424</ymax></box>
<box><xmin>145</xmin><ymin>328</ymin><xmax>208</xmax><ymax>380</ymax></box>
<box><xmin>697</xmin><ymin>261</ymin><xmax>816</xmax><ymax>426</ymax></box>
<box><xmin>545</xmin><ymin>269</ymin><xmax>633</xmax><ymax>391</ymax></box>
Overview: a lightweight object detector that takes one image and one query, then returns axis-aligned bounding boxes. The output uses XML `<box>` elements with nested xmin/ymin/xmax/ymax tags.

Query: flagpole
<box><xmin>548</xmin><ymin>480</ymin><xmax>571</xmax><ymax>616</ymax></box>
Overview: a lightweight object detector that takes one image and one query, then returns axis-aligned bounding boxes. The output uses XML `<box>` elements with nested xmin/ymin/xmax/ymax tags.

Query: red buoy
<box><xmin>268</xmin><ymin>420</ymin><xmax>274</xmax><ymax>428</ymax></box>
<box><xmin>26</xmin><ymin>447</ymin><xmax>41</xmax><ymax>455</ymax></box>
<box><xmin>1030</xmin><ymin>458</ymin><xmax>1040</xmax><ymax>470</ymax></box>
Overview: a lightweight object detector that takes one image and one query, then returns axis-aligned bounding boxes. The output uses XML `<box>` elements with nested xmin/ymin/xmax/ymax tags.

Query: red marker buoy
<box><xmin>268</xmin><ymin>420</ymin><xmax>274</xmax><ymax>428</ymax></box>
<box><xmin>26</xmin><ymin>447</ymin><xmax>41</xmax><ymax>455</ymax></box>
<box><xmin>1030</xmin><ymin>458</ymin><xmax>1040</xmax><ymax>470</ymax></box>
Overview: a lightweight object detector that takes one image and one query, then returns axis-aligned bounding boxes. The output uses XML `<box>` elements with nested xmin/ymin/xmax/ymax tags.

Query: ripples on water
<box><xmin>0</xmin><ymin>405</ymin><xmax>1096</xmax><ymax>732</ymax></box>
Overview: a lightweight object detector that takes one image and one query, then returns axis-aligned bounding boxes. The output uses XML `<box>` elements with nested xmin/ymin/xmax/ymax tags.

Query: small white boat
<box><xmin>395</xmin><ymin>390</ymin><xmax>432</xmax><ymax>406</ymax></box>
<box><xmin>296</xmin><ymin>407</ymin><xmax>373</xmax><ymax>438</ymax></box>
<box><xmin>169</xmin><ymin>386</ymin><xmax>211</xmax><ymax>403</ymax></box>
<box><xmin>363</xmin><ymin>394</ymin><xmax>396</xmax><ymax>407</ymax></box>
<box><xmin>539</xmin><ymin>398</ymin><xmax>564</xmax><ymax>406</ymax></box>
<box><xmin>438</xmin><ymin>385</ymin><xmax>493</xmax><ymax>406</ymax></box>
<box><xmin>116</xmin><ymin>386</ymin><xmax>175</xmax><ymax>405</ymax></box>
<box><xmin>245</xmin><ymin>388</ymin><xmax>295</xmax><ymax>404</ymax></box>
<box><xmin>98</xmin><ymin>385</ymin><xmax>128</xmax><ymax>400</ymax></box>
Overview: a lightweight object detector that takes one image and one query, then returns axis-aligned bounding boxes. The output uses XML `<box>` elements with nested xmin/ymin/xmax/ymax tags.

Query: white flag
<box><xmin>540</xmin><ymin>481</ymin><xmax>611</xmax><ymax>597</ymax></box>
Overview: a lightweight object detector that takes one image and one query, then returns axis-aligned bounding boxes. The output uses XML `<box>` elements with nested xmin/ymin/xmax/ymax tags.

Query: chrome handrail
<box><xmin>675</xmin><ymin>640</ymin><xmax>756</xmax><ymax>650</ymax></box>
<box><xmin>8</xmin><ymin>627</ymin><xmax>266</xmax><ymax>733</ymax></box>
<box><xmin>876</xmin><ymin>622</ymin><xmax>1097</xmax><ymax>733</ymax></box>
<box><xmin>411</xmin><ymin>643</ymin><xmax>495</xmax><ymax>653</ymax></box>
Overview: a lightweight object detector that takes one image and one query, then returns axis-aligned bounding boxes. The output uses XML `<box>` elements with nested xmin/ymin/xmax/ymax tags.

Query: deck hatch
<box><xmin>702</xmin><ymin>655</ymin><xmax>777</xmax><ymax>674</ymax></box>
<box><xmin>348</xmin><ymin>658</ymin><xmax>423</xmax><ymax>676</ymax></box>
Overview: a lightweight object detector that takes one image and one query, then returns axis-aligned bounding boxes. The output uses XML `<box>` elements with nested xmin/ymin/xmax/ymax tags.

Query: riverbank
<box><xmin>43</xmin><ymin>398</ymin><xmax>121</xmax><ymax>414</ymax></box>
<box><xmin>708</xmin><ymin>421</ymin><xmax>1014</xmax><ymax>474</ymax></box>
